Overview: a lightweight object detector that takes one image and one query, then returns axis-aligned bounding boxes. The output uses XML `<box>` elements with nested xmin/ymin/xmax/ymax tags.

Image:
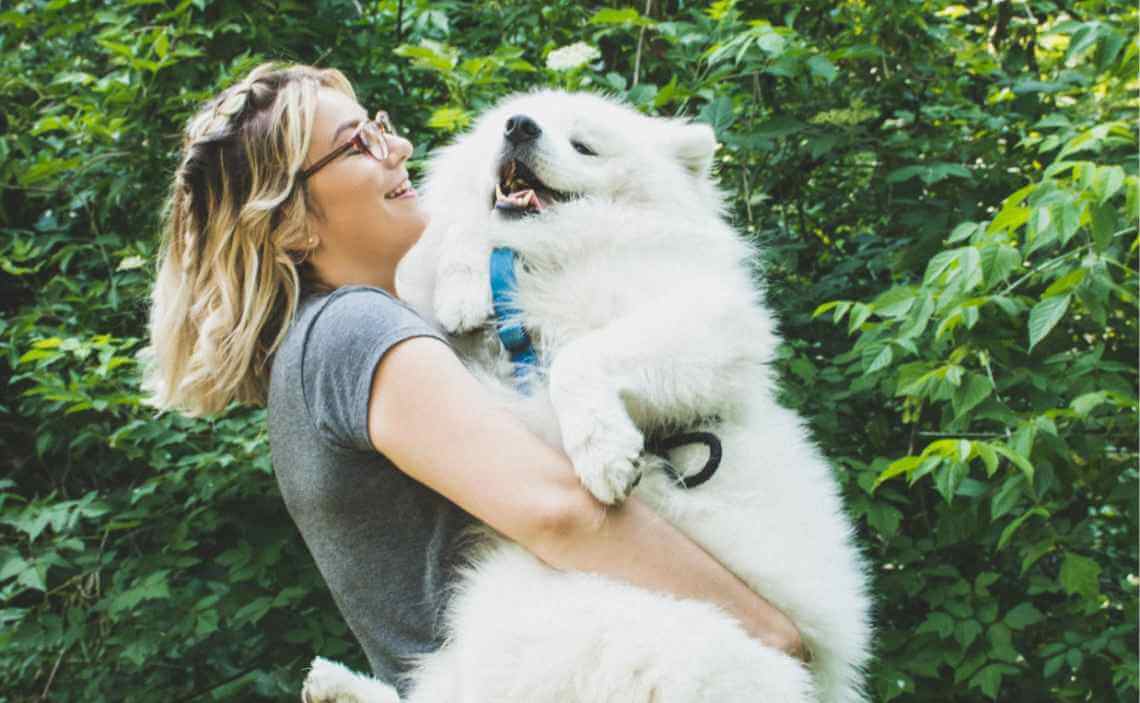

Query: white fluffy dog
<box><xmin>302</xmin><ymin>89</ymin><xmax>873</xmax><ymax>703</ymax></box>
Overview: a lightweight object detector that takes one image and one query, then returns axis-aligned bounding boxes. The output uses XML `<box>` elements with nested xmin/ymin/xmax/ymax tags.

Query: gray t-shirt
<box><xmin>267</xmin><ymin>285</ymin><xmax>477</xmax><ymax>696</ymax></box>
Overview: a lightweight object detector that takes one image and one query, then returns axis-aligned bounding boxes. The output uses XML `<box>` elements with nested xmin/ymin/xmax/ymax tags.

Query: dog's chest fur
<box><xmin>488</xmin><ymin>219</ymin><xmax>749</xmax><ymax>371</ymax></box>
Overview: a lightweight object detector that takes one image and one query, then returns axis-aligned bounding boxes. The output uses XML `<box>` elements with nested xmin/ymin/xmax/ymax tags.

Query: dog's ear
<box><xmin>666</xmin><ymin>122</ymin><xmax>717</xmax><ymax>178</ymax></box>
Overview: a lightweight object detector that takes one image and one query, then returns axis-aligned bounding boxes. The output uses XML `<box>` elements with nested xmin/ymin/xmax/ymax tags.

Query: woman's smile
<box><xmin>384</xmin><ymin>178</ymin><xmax>416</xmax><ymax>199</ymax></box>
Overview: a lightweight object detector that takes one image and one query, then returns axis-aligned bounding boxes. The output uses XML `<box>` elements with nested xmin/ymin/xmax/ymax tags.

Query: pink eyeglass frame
<box><xmin>298</xmin><ymin>110</ymin><xmax>396</xmax><ymax>180</ymax></box>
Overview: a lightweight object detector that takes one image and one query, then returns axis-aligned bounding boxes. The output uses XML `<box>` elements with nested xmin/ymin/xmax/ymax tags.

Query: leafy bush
<box><xmin>1</xmin><ymin>1</ymin><xmax>1134</xmax><ymax>700</ymax></box>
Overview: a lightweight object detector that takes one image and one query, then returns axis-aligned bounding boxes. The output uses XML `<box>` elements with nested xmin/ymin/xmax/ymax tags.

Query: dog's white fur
<box><xmin>303</xmin><ymin>89</ymin><xmax>873</xmax><ymax>702</ymax></box>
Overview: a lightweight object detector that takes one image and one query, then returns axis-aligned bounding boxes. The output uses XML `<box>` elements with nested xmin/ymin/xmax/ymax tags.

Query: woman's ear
<box><xmin>667</xmin><ymin>122</ymin><xmax>717</xmax><ymax>178</ymax></box>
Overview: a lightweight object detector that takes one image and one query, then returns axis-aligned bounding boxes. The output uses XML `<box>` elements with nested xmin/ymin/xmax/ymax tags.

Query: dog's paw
<box><xmin>301</xmin><ymin>657</ymin><xmax>400</xmax><ymax>703</ymax></box>
<box><xmin>548</xmin><ymin>344</ymin><xmax>646</xmax><ymax>504</ymax></box>
<box><xmin>434</xmin><ymin>270</ymin><xmax>492</xmax><ymax>335</ymax></box>
<box><xmin>563</xmin><ymin>412</ymin><xmax>646</xmax><ymax>505</ymax></box>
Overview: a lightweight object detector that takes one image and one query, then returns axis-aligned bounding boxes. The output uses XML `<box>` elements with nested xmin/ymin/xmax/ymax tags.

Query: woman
<box><xmin>144</xmin><ymin>62</ymin><xmax>805</xmax><ymax>697</ymax></box>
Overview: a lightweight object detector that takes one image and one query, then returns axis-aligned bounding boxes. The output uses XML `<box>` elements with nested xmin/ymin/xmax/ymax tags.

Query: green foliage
<box><xmin>1</xmin><ymin>0</ymin><xmax>1135</xmax><ymax>701</ymax></box>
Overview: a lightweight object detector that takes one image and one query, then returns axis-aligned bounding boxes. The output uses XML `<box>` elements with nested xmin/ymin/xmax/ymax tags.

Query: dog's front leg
<box><xmin>549</xmin><ymin>292</ymin><xmax>769</xmax><ymax>505</ymax></box>
<box><xmin>433</xmin><ymin>222</ymin><xmax>493</xmax><ymax>335</ymax></box>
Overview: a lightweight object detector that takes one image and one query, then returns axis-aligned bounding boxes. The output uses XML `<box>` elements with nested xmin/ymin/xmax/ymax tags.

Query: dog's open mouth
<box><xmin>493</xmin><ymin>159</ymin><xmax>575</xmax><ymax>217</ymax></box>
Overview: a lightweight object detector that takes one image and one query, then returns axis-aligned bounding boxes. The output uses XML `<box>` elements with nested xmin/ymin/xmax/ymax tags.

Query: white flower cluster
<box><xmin>545</xmin><ymin>42</ymin><xmax>600</xmax><ymax>71</ymax></box>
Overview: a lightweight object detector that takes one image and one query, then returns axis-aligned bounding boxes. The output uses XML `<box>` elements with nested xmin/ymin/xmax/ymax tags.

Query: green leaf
<box><xmin>924</xmin><ymin>250</ymin><xmax>958</xmax><ymax>285</ymax></box>
<box><xmin>979</xmin><ymin>244</ymin><xmax>1021</xmax><ymax>287</ymax></box>
<box><xmin>871</xmin><ymin>286</ymin><xmax>917</xmax><ymax>318</ymax></box>
<box><xmin>1027</xmin><ymin>294</ymin><xmax>1071</xmax><ymax>351</ymax></box>
<box><xmin>847</xmin><ymin>303</ymin><xmax>873</xmax><ymax>334</ymax></box>
<box><xmin>909</xmin><ymin>456</ymin><xmax>944</xmax><ymax>485</ymax></box>
<box><xmin>1044</xmin><ymin>655</ymin><xmax>1065</xmax><ymax>678</ymax></box>
<box><xmin>17</xmin><ymin>564</ymin><xmax>46</xmax><ymax>592</ymax></box>
<box><xmin>811</xmin><ymin>301</ymin><xmax>840</xmax><ymax>318</ymax></box>
<box><xmin>969</xmin><ymin>663</ymin><xmax>1018</xmax><ymax>699</ymax></box>
<box><xmin>1088</xmin><ymin>201</ymin><xmax>1117</xmax><ymax>251</ymax></box>
<box><xmin>991</xmin><ymin>443</ymin><xmax>1034</xmax><ymax>482</ymax></box>
<box><xmin>832</xmin><ymin>301</ymin><xmax>853</xmax><ymax>324</ymax></box>
<box><xmin>696</xmin><ymin>96</ymin><xmax>735</xmax><ymax>138</ymax></box>
<box><xmin>1043</xmin><ymin>268</ymin><xmax>1086</xmax><ymax>297</ymax></box>
<box><xmin>1003</xmin><ymin>602</ymin><xmax>1043</xmax><ymax>630</ymax></box>
<box><xmin>1070</xmin><ymin>391</ymin><xmax>1109</xmax><ymax>416</ymax></box>
<box><xmin>997</xmin><ymin>507</ymin><xmax>1048</xmax><ymax>550</ymax></box>
<box><xmin>393</xmin><ymin>42</ymin><xmax>459</xmax><ymax>72</ymax></box>
<box><xmin>1091</xmin><ymin>165</ymin><xmax>1125</xmax><ymax>203</ymax></box>
<box><xmin>1059</xmin><ymin>553</ymin><xmax>1102</xmax><ymax>599</ymax></box>
<box><xmin>750</xmin><ymin>116</ymin><xmax>804</xmax><ymax>139</ymax></box>
<box><xmin>897</xmin><ymin>294</ymin><xmax>935</xmax><ymax>339</ymax></box>
<box><xmin>154</xmin><ymin>31</ymin><xmax>169</xmax><ymax>59</ymax></box>
<box><xmin>0</xmin><ymin>555</ymin><xmax>30</xmax><ymax>582</ymax></box>
<box><xmin>18</xmin><ymin>349</ymin><xmax>58</xmax><ymax>364</ymax></box>
<box><xmin>1053</xmin><ymin>202</ymin><xmax>1082</xmax><ymax>246</ymax></box>
<box><xmin>604</xmin><ymin>72</ymin><xmax>627</xmax><ymax>91</ymax></box>
<box><xmin>888</xmin><ymin>163</ymin><xmax>972</xmax><ymax>185</ymax></box>
<box><xmin>991</xmin><ymin>475</ymin><xmax>1025</xmax><ymax>519</ymax></box>
<box><xmin>1020</xmin><ymin>539</ymin><xmax>1056</xmax><ymax>575</ymax></box>
<box><xmin>109</xmin><ymin>571</ymin><xmax>171</xmax><ymax>616</ymax></box>
<box><xmin>866</xmin><ymin>502</ymin><xmax>902</xmax><ymax>537</ymax></box>
<box><xmin>948</xmin><ymin>221</ymin><xmax>981</xmax><ymax>243</ymax></box>
<box><xmin>974</xmin><ymin>571</ymin><xmax>1000</xmax><ymax>595</ymax></box>
<box><xmin>916</xmin><ymin>611</ymin><xmax>955</xmax><ymax>638</ymax></box>
<box><xmin>426</xmin><ymin>107</ymin><xmax>471</xmax><ymax>131</ymax></box>
<box><xmin>874</xmin><ymin>455</ymin><xmax>920</xmax><ymax>487</ymax></box>
<box><xmin>926</xmin><ymin>163</ymin><xmax>973</xmax><ymax>183</ymax></box>
<box><xmin>195</xmin><ymin>609</ymin><xmax>219</xmax><ymax>636</ymax></box>
<box><xmin>1066</xmin><ymin>648</ymin><xmax>1083</xmax><ymax>671</ymax></box>
<box><xmin>19</xmin><ymin>157</ymin><xmax>82</xmax><ymax>186</ymax></box>
<box><xmin>232</xmin><ymin>596</ymin><xmax>274</xmax><ymax>625</ymax></box>
<box><xmin>1064</xmin><ymin>22</ymin><xmax>1101</xmax><ymax>62</ymax></box>
<box><xmin>934</xmin><ymin>460</ymin><xmax>967</xmax><ymax>504</ymax></box>
<box><xmin>806</xmin><ymin>55</ymin><xmax>838</xmax><ymax>83</ymax></box>
<box><xmin>987</xmin><ymin>623</ymin><xmax>1020</xmax><ymax>662</ymax></box>
<box><xmin>589</xmin><ymin>7</ymin><xmax>654</xmax><ymax>26</ymax></box>
<box><xmin>954</xmin><ymin>619</ymin><xmax>983</xmax><ymax>648</ymax></box>
<box><xmin>988</xmin><ymin>205</ymin><xmax>1029</xmax><ymax>234</ymax></box>
<box><xmin>975</xmin><ymin>442</ymin><xmax>999</xmax><ymax>477</ymax></box>
<box><xmin>952</xmin><ymin>374</ymin><xmax>993</xmax><ymax>419</ymax></box>
<box><xmin>864</xmin><ymin>345</ymin><xmax>893</xmax><ymax>374</ymax></box>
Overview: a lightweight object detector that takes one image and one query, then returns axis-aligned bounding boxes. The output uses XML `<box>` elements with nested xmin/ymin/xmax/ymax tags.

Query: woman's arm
<box><xmin>367</xmin><ymin>336</ymin><xmax>806</xmax><ymax>661</ymax></box>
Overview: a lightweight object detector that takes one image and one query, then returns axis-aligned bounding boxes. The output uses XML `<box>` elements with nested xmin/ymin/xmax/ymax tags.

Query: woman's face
<box><xmin>303</xmin><ymin>87</ymin><xmax>427</xmax><ymax>288</ymax></box>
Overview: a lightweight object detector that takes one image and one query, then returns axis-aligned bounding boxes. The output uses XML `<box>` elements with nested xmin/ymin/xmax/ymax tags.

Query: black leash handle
<box><xmin>645</xmin><ymin>430</ymin><xmax>723</xmax><ymax>489</ymax></box>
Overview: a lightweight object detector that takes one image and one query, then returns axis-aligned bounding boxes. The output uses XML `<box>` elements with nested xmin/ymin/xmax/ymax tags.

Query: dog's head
<box><xmin>420</xmin><ymin>89</ymin><xmax>725</xmax><ymax>224</ymax></box>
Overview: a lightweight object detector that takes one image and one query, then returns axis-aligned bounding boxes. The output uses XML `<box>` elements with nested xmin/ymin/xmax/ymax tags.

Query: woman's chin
<box><xmin>397</xmin><ymin>214</ymin><xmax>430</xmax><ymax>255</ymax></box>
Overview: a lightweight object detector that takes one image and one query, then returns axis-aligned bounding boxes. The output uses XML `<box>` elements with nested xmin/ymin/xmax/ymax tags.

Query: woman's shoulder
<box><xmin>271</xmin><ymin>284</ymin><xmax>450</xmax><ymax>451</ymax></box>
<box><xmin>307</xmin><ymin>283</ymin><xmax>416</xmax><ymax>319</ymax></box>
<box><xmin>297</xmin><ymin>284</ymin><xmax>441</xmax><ymax>343</ymax></box>
<box><xmin>272</xmin><ymin>284</ymin><xmax>446</xmax><ymax>389</ymax></box>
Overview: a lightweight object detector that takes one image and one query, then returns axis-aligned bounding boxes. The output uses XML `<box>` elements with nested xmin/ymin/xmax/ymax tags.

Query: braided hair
<box><xmin>143</xmin><ymin>62</ymin><xmax>355</xmax><ymax>416</ymax></box>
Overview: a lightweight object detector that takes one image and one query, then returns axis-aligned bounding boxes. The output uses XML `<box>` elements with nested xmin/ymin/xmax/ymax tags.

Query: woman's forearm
<box><xmin>366</xmin><ymin>345</ymin><xmax>804</xmax><ymax>660</ymax></box>
<box><xmin>531</xmin><ymin>492</ymin><xmax>806</xmax><ymax>661</ymax></box>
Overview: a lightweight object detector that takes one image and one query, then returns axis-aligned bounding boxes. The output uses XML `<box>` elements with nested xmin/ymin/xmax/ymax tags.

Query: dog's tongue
<box><xmin>495</xmin><ymin>183</ymin><xmax>544</xmax><ymax>212</ymax></box>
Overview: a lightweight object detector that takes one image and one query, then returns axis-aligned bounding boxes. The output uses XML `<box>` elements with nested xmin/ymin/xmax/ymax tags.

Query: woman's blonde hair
<box><xmin>143</xmin><ymin>62</ymin><xmax>354</xmax><ymax>416</ymax></box>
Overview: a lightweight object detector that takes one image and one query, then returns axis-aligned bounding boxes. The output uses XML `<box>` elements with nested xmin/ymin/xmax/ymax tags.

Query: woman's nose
<box><xmin>387</xmin><ymin>135</ymin><xmax>413</xmax><ymax>166</ymax></box>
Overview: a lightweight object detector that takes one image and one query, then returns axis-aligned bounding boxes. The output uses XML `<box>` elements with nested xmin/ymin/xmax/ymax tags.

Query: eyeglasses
<box><xmin>299</xmin><ymin>110</ymin><xmax>396</xmax><ymax>180</ymax></box>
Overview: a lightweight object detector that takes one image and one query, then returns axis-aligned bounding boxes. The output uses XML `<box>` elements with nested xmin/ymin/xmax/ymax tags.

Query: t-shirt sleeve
<box><xmin>301</xmin><ymin>286</ymin><xmax>449</xmax><ymax>452</ymax></box>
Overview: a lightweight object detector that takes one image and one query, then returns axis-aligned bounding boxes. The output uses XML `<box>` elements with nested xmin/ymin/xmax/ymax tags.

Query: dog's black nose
<box><xmin>504</xmin><ymin>114</ymin><xmax>541</xmax><ymax>145</ymax></box>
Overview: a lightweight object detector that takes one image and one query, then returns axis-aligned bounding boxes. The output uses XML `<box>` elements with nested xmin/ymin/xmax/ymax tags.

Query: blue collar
<box><xmin>489</xmin><ymin>247</ymin><xmax>538</xmax><ymax>392</ymax></box>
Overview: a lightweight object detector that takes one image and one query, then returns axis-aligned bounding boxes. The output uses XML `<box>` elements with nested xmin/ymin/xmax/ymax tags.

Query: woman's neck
<box><xmin>310</xmin><ymin>253</ymin><xmax>398</xmax><ymax>297</ymax></box>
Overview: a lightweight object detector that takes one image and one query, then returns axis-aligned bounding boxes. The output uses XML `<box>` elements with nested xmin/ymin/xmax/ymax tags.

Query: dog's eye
<box><xmin>571</xmin><ymin>140</ymin><xmax>596</xmax><ymax>156</ymax></box>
